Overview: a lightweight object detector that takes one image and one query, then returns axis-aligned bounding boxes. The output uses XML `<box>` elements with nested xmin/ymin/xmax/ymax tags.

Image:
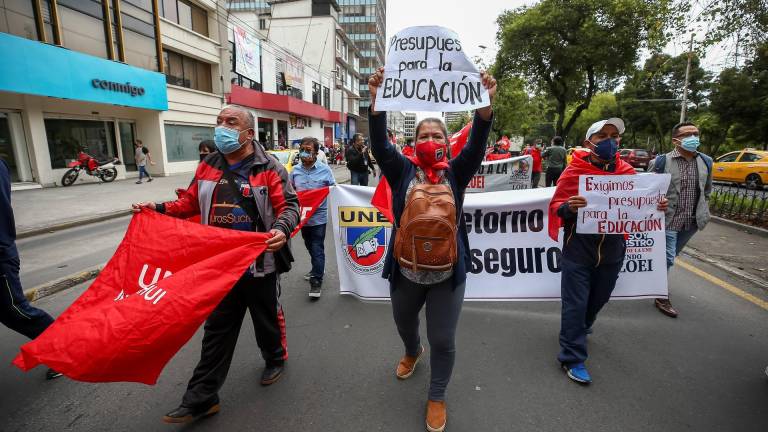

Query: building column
<box><xmin>19</xmin><ymin>96</ymin><xmax>54</xmax><ymax>186</ymax></box>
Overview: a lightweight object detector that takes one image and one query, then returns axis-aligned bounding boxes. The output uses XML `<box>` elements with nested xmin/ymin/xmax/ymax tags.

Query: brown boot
<box><xmin>426</xmin><ymin>400</ymin><xmax>446</xmax><ymax>432</ymax></box>
<box><xmin>396</xmin><ymin>345</ymin><xmax>424</xmax><ymax>379</ymax></box>
<box><xmin>655</xmin><ymin>298</ymin><xmax>679</xmax><ymax>318</ymax></box>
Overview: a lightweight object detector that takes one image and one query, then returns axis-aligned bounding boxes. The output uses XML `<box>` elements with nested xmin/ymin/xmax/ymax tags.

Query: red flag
<box><xmin>548</xmin><ymin>151</ymin><xmax>636</xmax><ymax>241</ymax></box>
<box><xmin>449</xmin><ymin>122</ymin><xmax>472</xmax><ymax>157</ymax></box>
<box><xmin>293</xmin><ymin>187</ymin><xmax>331</xmax><ymax>235</ymax></box>
<box><xmin>485</xmin><ymin>153</ymin><xmax>512</xmax><ymax>161</ymax></box>
<box><xmin>13</xmin><ymin>211</ymin><xmax>269</xmax><ymax>384</ymax></box>
<box><xmin>371</xmin><ymin>177</ymin><xmax>395</xmax><ymax>223</ymax></box>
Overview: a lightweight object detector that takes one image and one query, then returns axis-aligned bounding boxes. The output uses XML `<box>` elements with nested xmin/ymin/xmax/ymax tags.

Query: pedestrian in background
<box><xmin>198</xmin><ymin>140</ymin><xmax>216</xmax><ymax>162</ymax></box>
<box><xmin>346</xmin><ymin>133</ymin><xmax>376</xmax><ymax>185</ymax></box>
<box><xmin>0</xmin><ymin>158</ymin><xmax>61</xmax><ymax>380</ymax></box>
<box><xmin>316</xmin><ymin>143</ymin><xmax>328</xmax><ymax>165</ymax></box>
<box><xmin>543</xmin><ymin>136</ymin><xmax>567</xmax><ymax>186</ymax></box>
<box><xmin>548</xmin><ymin>118</ymin><xmax>668</xmax><ymax>385</ymax></box>
<box><xmin>649</xmin><ymin>121</ymin><xmax>713</xmax><ymax>318</ymax></box>
<box><xmin>134</xmin><ymin>140</ymin><xmax>155</xmax><ymax>184</ymax></box>
<box><xmin>132</xmin><ymin>106</ymin><xmax>299</xmax><ymax>424</ymax></box>
<box><xmin>368</xmin><ymin>66</ymin><xmax>496</xmax><ymax>432</ymax></box>
<box><xmin>525</xmin><ymin>140</ymin><xmax>543</xmax><ymax>188</ymax></box>
<box><xmin>290</xmin><ymin>137</ymin><xmax>335</xmax><ymax>298</ymax></box>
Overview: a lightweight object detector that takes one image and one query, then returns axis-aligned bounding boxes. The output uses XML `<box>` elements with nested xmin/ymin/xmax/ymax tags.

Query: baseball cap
<box><xmin>585</xmin><ymin>118</ymin><xmax>625</xmax><ymax>140</ymax></box>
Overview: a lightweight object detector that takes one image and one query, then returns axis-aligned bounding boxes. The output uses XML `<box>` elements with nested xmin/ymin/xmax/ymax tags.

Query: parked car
<box><xmin>566</xmin><ymin>147</ymin><xmax>589</xmax><ymax>165</ymax></box>
<box><xmin>619</xmin><ymin>148</ymin><xmax>652</xmax><ymax>171</ymax></box>
<box><xmin>267</xmin><ymin>149</ymin><xmax>299</xmax><ymax>173</ymax></box>
<box><xmin>713</xmin><ymin>149</ymin><xmax>768</xmax><ymax>189</ymax></box>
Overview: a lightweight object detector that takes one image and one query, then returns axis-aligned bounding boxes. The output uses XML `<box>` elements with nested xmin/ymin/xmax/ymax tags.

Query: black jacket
<box><xmin>0</xmin><ymin>160</ymin><xmax>18</xmax><ymax>262</ymax></box>
<box><xmin>346</xmin><ymin>146</ymin><xmax>374</xmax><ymax>173</ymax></box>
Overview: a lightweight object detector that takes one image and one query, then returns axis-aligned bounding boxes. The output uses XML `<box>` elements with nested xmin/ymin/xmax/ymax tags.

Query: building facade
<box><xmin>228</xmin><ymin>0</ymin><xmax>359</xmax><ymax>149</ymax></box>
<box><xmin>403</xmin><ymin>112</ymin><xmax>416</xmax><ymax>139</ymax></box>
<box><xmin>0</xmin><ymin>0</ymin><xmax>230</xmax><ymax>188</ymax></box>
<box><xmin>337</xmin><ymin>0</ymin><xmax>386</xmax><ymax>136</ymax></box>
<box><xmin>443</xmin><ymin>111</ymin><xmax>472</xmax><ymax>127</ymax></box>
<box><xmin>386</xmin><ymin>110</ymin><xmax>405</xmax><ymax>143</ymax></box>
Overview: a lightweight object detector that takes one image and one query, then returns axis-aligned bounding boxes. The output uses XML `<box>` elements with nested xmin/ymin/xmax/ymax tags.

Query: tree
<box><xmin>709</xmin><ymin>43</ymin><xmax>768</xmax><ymax>150</ymax></box>
<box><xmin>494</xmin><ymin>0</ymin><xmax>679</xmax><ymax>139</ymax></box>
<box><xmin>567</xmin><ymin>92</ymin><xmax>618</xmax><ymax>146</ymax></box>
<box><xmin>446</xmin><ymin>112</ymin><xmax>471</xmax><ymax>134</ymax></box>
<box><xmin>692</xmin><ymin>0</ymin><xmax>768</xmax><ymax>61</ymax></box>
<box><xmin>616</xmin><ymin>52</ymin><xmax>710</xmax><ymax>151</ymax></box>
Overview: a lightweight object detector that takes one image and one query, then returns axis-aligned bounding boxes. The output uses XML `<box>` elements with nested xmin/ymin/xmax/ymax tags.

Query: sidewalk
<box><xmin>684</xmin><ymin>219</ymin><xmax>768</xmax><ymax>287</ymax></box>
<box><xmin>12</xmin><ymin>164</ymin><xmax>352</xmax><ymax>237</ymax></box>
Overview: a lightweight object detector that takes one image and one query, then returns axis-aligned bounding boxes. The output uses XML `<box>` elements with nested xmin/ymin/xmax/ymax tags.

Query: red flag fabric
<box><xmin>548</xmin><ymin>150</ymin><xmax>636</xmax><ymax>241</ymax></box>
<box><xmin>449</xmin><ymin>122</ymin><xmax>472</xmax><ymax>157</ymax></box>
<box><xmin>497</xmin><ymin>135</ymin><xmax>511</xmax><ymax>151</ymax></box>
<box><xmin>371</xmin><ymin>176</ymin><xmax>395</xmax><ymax>223</ymax></box>
<box><xmin>13</xmin><ymin>211</ymin><xmax>269</xmax><ymax>384</ymax></box>
<box><xmin>293</xmin><ymin>187</ymin><xmax>331</xmax><ymax>235</ymax></box>
<box><xmin>485</xmin><ymin>153</ymin><xmax>512</xmax><ymax>161</ymax></box>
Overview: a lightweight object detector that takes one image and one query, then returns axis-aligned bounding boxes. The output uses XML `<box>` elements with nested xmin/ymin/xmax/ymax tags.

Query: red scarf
<box><xmin>407</xmin><ymin>141</ymin><xmax>450</xmax><ymax>184</ymax></box>
<box><xmin>547</xmin><ymin>150</ymin><xmax>636</xmax><ymax>241</ymax></box>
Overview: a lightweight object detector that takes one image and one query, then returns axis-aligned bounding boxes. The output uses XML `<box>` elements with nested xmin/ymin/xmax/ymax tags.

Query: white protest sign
<box><xmin>577</xmin><ymin>174</ymin><xmax>671</xmax><ymax>234</ymax></box>
<box><xmin>374</xmin><ymin>26</ymin><xmax>489</xmax><ymax>112</ymax></box>
<box><xmin>234</xmin><ymin>26</ymin><xmax>261</xmax><ymax>84</ymax></box>
<box><xmin>466</xmin><ymin>155</ymin><xmax>532</xmax><ymax>192</ymax></box>
<box><xmin>330</xmin><ymin>185</ymin><xmax>667</xmax><ymax>301</ymax></box>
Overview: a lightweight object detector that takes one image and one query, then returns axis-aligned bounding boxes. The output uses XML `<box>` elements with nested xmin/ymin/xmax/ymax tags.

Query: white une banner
<box><xmin>330</xmin><ymin>185</ymin><xmax>667</xmax><ymax>301</ymax></box>
<box><xmin>234</xmin><ymin>26</ymin><xmax>261</xmax><ymax>84</ymax></box>
<box><xmin>374</xmin><ymin>26</ymin><xmax>489</xmax><ymax>112</ymax></box>
<box><xmin>466</xmin><ymin>155</ymin><xmax>533</xmax><ymax>193</ymax></box>
<box><xmin>577</xmin><ymin>174</ymin><xmax>671</xmax><ymax>234</ymax></box>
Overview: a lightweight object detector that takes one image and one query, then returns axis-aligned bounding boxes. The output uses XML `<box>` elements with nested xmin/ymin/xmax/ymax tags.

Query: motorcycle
<box><xmin>61</xmin><ymin>151</ymin><xmax>120</xmax><ymax>186</ymax></box>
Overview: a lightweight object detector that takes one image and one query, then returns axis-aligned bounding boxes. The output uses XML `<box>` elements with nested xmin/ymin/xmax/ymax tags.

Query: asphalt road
<box><xmin>2</xmin><ymin>222</ymin><xmax>767</xmax><ymax>431</ymax></box>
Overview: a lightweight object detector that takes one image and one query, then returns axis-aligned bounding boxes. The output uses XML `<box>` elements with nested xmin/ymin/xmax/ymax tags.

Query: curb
<box><xmin>24</xmin><ymin>264</ymin><xmax>104</xmax><ymax>303</ymax></box>
<box><xmin>683</xmin><ymin>247</ymin><xmax>768</xmax><ymax>290</ymax></box>
<box><xmin>711</xmin><ymin>216</ymin><xmax>768</xmax><ymax>238</ymax></box>
<box><xmin>16</xmin><ymin>210</ymin><xmax>131</xmax><ymax>239</ymax></box>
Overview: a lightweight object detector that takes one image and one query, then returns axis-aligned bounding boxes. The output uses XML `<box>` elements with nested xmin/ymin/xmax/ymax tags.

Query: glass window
<box><xmin>716</xmin><ymin>152</ymin><xmax>740</xmax><ymax>163</ymax></box>
<box><xmin>740</xmin><ymin>152</ymin><xmax>763</xmax><ymax>162</ymax></box>
<box><xmin>45</xmin><ymin>119</ymin><xmax>117</xmax><ymax>169</ymax></box>
<box><xmin>191</xmin><ymin>4</ymin><xmax>208</xmax><ymax>35</ymax></box>
<box><xmin>161</xmin><ymin>0</ymin><xmax>208</xmax><ymax>36</ymax></box>
<box><xmin>119</xmin><ymin>122</ymin><xmax>137</xmax><ymax>171</ymax></box>
<box><xmin>165</xmin><ymin>124</ymin><xmax>213</xmax><ymax>162</ymax></box>
<box><xmin>163</xmin><ymin>49</ymin><xmax>212</xmax><ymax>92</ymax></box>
<box><xmin>58</xmin><ymin>4</ymin><xmax>108</xmax><ymax>59</ymax></box>
<box><xmin>162</xmin><ymin>0</ymin><xmax>178</xmax><ymax>23</ymax></box>
<box><xmin>177</xmin><ymin>1</ymin><xmax>192</xmax><ymax>29</ymax></box>
<box><xmin>123</xmin><ymin>28</ymin><xmax>157</xmax><ymax>71</ymax></box>
<box><xmin>183</xmin><ymin>55</ymin><xmax>198</xmax><ymax>89</ymax></box>
<box><xmin>0</xmin><ymin>0</ymin><xmax>40</xmax><ymax>41</ymax></box>
<box><xmin>312</xmin><ymin>82</ymin><xmax>321</xmax><ymax>104</ymax></box>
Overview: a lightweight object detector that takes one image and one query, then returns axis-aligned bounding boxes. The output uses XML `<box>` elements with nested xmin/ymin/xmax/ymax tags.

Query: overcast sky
<box><xmin>383</xmin><ymin>0</ymin><xmax>734</xmax><ymax>119</ymax></box>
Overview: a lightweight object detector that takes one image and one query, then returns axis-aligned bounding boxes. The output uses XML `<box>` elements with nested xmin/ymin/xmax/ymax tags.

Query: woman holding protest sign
<box><xmin>368</xmin><ymin>65</ymin><xmax>495</xmax><ymax>432</ymax></box>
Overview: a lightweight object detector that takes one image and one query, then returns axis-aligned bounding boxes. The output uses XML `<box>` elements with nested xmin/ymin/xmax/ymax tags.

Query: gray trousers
<box><xmin>390</xmin><ymin>271</ymin><xmax>465</xmax><ymax>401</ymax></box>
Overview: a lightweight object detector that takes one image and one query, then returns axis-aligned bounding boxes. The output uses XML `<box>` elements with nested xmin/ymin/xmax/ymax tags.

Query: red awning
<box><xmin>228</xmin><ymin>85</ymin><xmax>345</xmax><ymax>123</ymax></box>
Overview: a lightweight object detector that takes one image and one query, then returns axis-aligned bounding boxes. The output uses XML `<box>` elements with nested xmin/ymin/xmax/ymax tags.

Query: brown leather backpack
<box><xmin>393</xmin><ymin>182</ymin><xmax>458</xmax><ymax>272</ymax></box>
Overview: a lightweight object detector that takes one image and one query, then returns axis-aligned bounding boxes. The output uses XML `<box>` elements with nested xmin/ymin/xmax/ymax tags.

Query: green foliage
<box><xmin>692</xmin><ymin>0</ymin><xmax>768</xmax><ymax>60</ymax></box>
<box><xmin>446</xmin><ymin>112</ymin><xmax>471</xmax><ymax>134</ymax></box>
<box><xmin>494</xmin><ymin>0</ymin><xmax>679</xmax><ymax>138</ymax></box>
<box><xmin>566</xmin><ymin>92</ymin><xmax>619</xmax><ymax>146</ymax></box>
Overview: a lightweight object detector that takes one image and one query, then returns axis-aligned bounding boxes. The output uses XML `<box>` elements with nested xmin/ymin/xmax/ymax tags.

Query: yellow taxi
<box><xmin>267</xmin><ymin>150</ymin><xmax>299</xmax><ymax>173</ymax></box>
<box><xmin>566</xmin><ymin>147</ymin><xmax>589</xmax><ymax>165</ymax></box>
<box><xmin>713</xmin><ymin>149</ymin><xmax>768</xmax><ymax>189</ymax></box>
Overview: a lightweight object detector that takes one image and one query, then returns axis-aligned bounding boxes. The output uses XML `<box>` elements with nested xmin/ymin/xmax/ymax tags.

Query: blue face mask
<box><xmin>679</xmin><ymin>135</ymin><xmax>700</xmax><ymax>152</ymax></box>
<box><xmin>590</xmin><ymin>137</ymin><xmax>618</xmax><ymax>161</ymax></box>
<box><xmin>299</xmin><ymin>150</ymin><xmax>312</xmax><ymax>159</ymax></box>
<box><xmin>214</xmin><ymin>126</ymin><xmax>244</xmax><ymax>154</ymax></box>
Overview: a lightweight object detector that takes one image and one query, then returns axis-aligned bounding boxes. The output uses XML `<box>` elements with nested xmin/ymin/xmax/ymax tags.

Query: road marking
<box><xmin>678</xmin><ymin>259</ymin><xmax>768</xmax><ymax>311</ymax></box>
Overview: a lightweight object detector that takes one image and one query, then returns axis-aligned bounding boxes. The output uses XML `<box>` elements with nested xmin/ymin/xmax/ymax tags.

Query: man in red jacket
<box><xmin>133</xmin><ymin>106</ymin><xmax>299</xmax><ymax>424</ymax></box>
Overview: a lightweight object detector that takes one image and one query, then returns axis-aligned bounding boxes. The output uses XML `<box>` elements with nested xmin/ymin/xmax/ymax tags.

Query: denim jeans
<box><xmin>138</xmin><ymin>165</ymin><xmax>151</xmax><ymax>180</ymax></box>
<box><xmin>350</xmin><ymin>170</ymin><xmax>369</xmax><ymax>186</ymax></box>
<box><xmin>558</xmin><ymin>257</ymin><xmax>622</xmax><ymax>365</ymax></box>
<box><xmin>665</xmin><ymin>227</ymin><xmax>698</xmax><ymax>268</ymax></box>
<box><xmin>301</xmin><ymin>224</ymin><xmax>326</xmax><ymax>280</ymax></box>
<box><xmin>0</xmin><ymin>257</ymin><xmax>54</xmax><ymax>339</ymax></box>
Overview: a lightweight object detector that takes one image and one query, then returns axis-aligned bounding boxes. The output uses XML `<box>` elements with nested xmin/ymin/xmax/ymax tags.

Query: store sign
<box><xmin>290</xmin><ymin>115</ymin><xmax>306</xmax><ymax>129</ymax></box>
<box><xmin>233</xmin><ymin>25</ymin><xmax>261</xmax><ymax>84</ymax></box>
<box><xmin>91</xmin><ymin>79</ymin><xmax>146</xmax><ymax>97</ymax></box>
<box><xmin>0</xmin><ymin>33</ymin><xmax>168</xmax><ymax>111</ymax></box>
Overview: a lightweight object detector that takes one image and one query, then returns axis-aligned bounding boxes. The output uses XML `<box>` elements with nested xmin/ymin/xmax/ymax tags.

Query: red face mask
<box><xmin>415</xmin><ymin>140</ymin><xmax>448</xmax><ymax>166</ymax></box>
<box><xmin>410</xmin><ymin>140</ymin><xmax>450</xmax><ymax>183</ymax></box>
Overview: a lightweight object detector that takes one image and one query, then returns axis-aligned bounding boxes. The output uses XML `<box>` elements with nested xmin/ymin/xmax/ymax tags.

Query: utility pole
<box><xmin>680</xmin><ymin>34</ymin><xmax>694</xmax><ymax>123</ymax></box>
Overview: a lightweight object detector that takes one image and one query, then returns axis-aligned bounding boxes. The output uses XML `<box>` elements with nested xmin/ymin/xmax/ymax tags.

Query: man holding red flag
<box><xmin>132</xmin><ymin>105</ymin><xmax>299</xmax><ymax>423</ymax></box>
<box><xmin>548</xmin><ymin>118</ymin><xmax>667</xmax><ymax>385</ymax></box>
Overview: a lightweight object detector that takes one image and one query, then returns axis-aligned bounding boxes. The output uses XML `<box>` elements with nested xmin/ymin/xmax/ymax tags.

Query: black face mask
<box><xmin>199</xmin><ymin>153</ymin><xmax>207</xmax><ymax>162</ymax></box>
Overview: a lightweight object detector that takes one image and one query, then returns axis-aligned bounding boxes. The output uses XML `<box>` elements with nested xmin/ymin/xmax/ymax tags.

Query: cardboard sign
<box><xmin>374</xmin><ymin>26</ymin><xmax>489</xmax><ymax>112</ymax></box>
<box><xmin>577</xmin><ymin>174</ymin><xmax>671</xmax><ymax>234</ymax></box>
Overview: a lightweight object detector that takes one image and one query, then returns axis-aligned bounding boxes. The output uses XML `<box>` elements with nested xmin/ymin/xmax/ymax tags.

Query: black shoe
<box><xmin>147</xmin><ymin>178</ymin><xmax>153</xmax><ymax>182</ymax></box>
<box><xmin>162</xmin><ymin>403</ymin><xmax>220</xmax><ymax>424</ymax></box>
<box><xmin>261</xmin><ymin>364</ymin><xmax>284</xmax><ymax>386</ymax></box>
<box><xmin>309</xmin><ymin>277</ymin><xmax>322</xmax><ymax>299</ymax></box>
<box><xmin>45</xmin><ymin>368</ymin><xmax>63</xmax><ymax>380</ymax></box>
